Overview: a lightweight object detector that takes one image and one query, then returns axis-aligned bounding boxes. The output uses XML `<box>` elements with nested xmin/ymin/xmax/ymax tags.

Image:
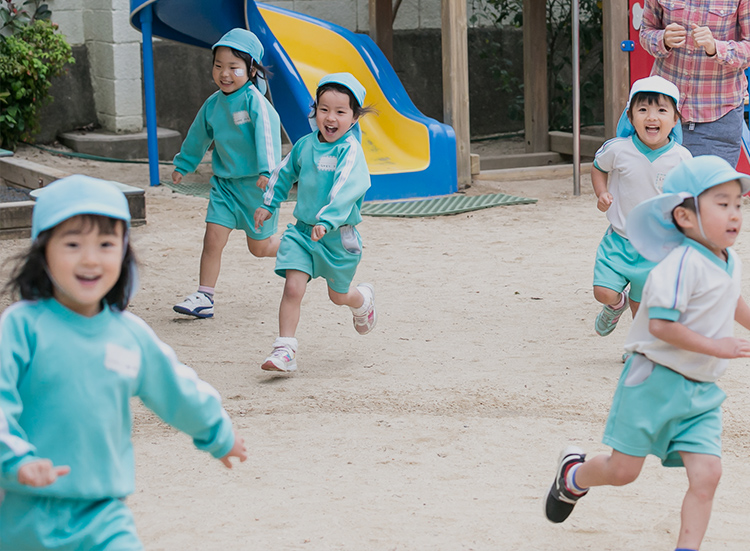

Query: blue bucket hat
<box><xmin>616</xmin><ymin>75</ymin><xmax>683</xmax><ymax>144</ymax></box>
<box><xmin>626</xmin><ymin>155</ymin><xmax>750</xmax><ymax>261</ymax></box>
<box><xmin>314</xmin><ymin>73</ymin><xmax>367</xmax><ymax>141</ymax></box>
<box><xmin>317</xmin><ymin>72</ymin><xmax>366</xmax><ymax>107</ymax></box>
<box><xmin>30</xmin><ymin>175</ymin><xmax>131</xmax><ymax>240</ymax></box>
<box><xmin>213</xmin><ymin>29</ymin><xmax>266</xmax><ymax>94</ymax></box>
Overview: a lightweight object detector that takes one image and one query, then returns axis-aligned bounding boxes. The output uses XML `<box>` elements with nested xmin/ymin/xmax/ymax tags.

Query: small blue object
<box><xmin>620</xmin><ymin>40</ymin><xmax>635</xmax><ymax>52</ymax></box>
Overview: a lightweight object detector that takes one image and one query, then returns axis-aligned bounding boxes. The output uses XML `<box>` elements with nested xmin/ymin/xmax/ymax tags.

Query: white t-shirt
<box><xmin>593</xmin><ymin>136</ymin><xmax>692</xmax><ymax>237</ymax></box>
<box><xmin>624</xmin><ymin>240</ymin><xmax>741</xmax><ymax>382</ymax></box>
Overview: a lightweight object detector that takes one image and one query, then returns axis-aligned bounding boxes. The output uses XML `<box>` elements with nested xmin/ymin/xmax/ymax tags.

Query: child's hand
<box><xmin>597</xmin><ymin>192</ymin><xmax>613</xmax><ymax>212</ymax></box>
<box><xmin>254</xmin><ymin>207</ymin><xmax>272</xmax><ymax>231</ymax></box>
<box><xmin>311</xmin><ymin>225</ymin><xmax>327</xmax><ymax>242</ymax></box>
<box><xmin>18</xmin><ymin>459</ymin><xmax>71</xmax><ymax>487</ymax></box>
<box><xmin>256</xmin><ymin>175</ymin><xmax>269</xmax><ymax>190</ymax></box>
<box><xmin>663</xmin><ymin>23</ymin><xmax>687</xmax><ymax>50</ymax></box>
<box><xmin>712</xmin><ymin>337</ymin><xmax>750</xmax><ymax>359</ymax></box>
<box><xmin>691</xmin><ymin>24</ymin><xmax>716</xmax><ymax>56</ymax></box>
<box><xmin>219</xmin><ymin>430</ymin><xmax>248</xmax><ymax>469</ymax></box>
<box><xmin>171</xmin><ymin>171</ymin><xmax>183</xmax><ymax>185</ymax></box>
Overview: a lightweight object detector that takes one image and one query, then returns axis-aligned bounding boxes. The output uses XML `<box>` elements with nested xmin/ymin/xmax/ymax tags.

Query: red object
<box><xmin>629</xmin><ymin>0</ymin><xmax>653</xmax><ymax>84</ymax></box>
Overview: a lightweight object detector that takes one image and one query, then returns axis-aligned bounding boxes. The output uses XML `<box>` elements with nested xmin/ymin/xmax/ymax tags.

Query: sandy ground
<box><xmin>2</xmin><ymin>144</ymin><xmax>750</xmax><ymax>550</ymax></box>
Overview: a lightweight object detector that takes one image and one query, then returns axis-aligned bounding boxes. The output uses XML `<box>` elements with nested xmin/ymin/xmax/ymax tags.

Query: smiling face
<box><xmin>45</xmin><ymin>216</ymin><xmax>125</xmax><ymax>317</ymax></box>
<box><xmin>315</xmin><ymin>89</ymin><xmax>359</xmax><ymax>143</ymax></box>
<box><xmin>212</xmin><ymin>47</ymin><xmax>254</xmax><ymax>94</ymax></box>
<box><xmin>677</xmin><ymin>180</ymin><xmax>743</xmax><ymax>258</ymax></box>
<box><xmin>629</xmin><ymin>94</ymin><xmax>679</xmax><ymax>150</ymax></box>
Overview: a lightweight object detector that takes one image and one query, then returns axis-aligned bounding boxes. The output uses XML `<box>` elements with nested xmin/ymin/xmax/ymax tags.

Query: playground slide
<box><xmin>130</xmin><ymin>0</ymin><xmax>457</xmax><ymax>201</ymax></box>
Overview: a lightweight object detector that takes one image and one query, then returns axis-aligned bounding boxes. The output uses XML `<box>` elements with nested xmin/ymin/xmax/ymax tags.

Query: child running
<box><xmin>591</xmin><ymin>76</ymin><xmax>692</xmax><ymax>338</ymax></box>
<box><xmin>253</xmin><ymin>72</ymin><xmax>376</xmax><ymax>373</ymax></box>
<box><xmin>172</xmin><ymin>28</ymin><xmax>281</xmax><ymax>319</ymax></box>
<box><xmin>0</xmin><ymin>175</ymin><xmax>247</xmax><ymax>549</ymax></box>
<box><xmin>545</xmin><ymin>156</ymin><xmax>750</xmax><ymax>551</ymax></box>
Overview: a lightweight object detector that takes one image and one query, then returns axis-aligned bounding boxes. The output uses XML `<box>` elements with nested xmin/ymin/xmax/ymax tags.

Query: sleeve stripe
<box><xmin>122</xmin><ymin>312</ymin><xmax>221</xmax><ymax>401</ymax></box>
<box><xmin>264</xmin><ymin>153</ymin><xmax>291</xmax><ymax>206</ymax></box>
<box><xmin>317</xmin><ymin>136</ymin><xmax>358</xmax><ymax>220</ymax></box>
<box><xmin>250</xmin><ymin>86</ymin><xmax>277</xmax><ymax>172</ymax></box>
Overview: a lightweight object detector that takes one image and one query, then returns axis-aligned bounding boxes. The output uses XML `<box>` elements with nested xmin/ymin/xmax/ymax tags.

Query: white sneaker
<box><xmin>261</xmin><ymin>337</ymin><xmax>298</xmax><ymax>372</ymax></box>
<box><xmin>352</xmin><ymin>283</ymin><xmax>377</xmax><ymax>335</ymax></box>
<box><xmin>173</xmin><ymin>292</ymin><xmax>214</xmax><ymax>318</ymax></box>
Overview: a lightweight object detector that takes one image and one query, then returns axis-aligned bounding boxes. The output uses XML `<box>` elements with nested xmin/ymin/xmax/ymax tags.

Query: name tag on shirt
<box><xmin>318</xmin><ymin>155</ymin><xmax>337</xmax><ymax>172</ymax></box>
<box><xmin>104</xmin><ymin>343</ymin><xmax>141</xmax><ymax>378</ymax></box>
<box><xmin>233</xmin><ymin>110</ymin><xmax>251</xmax><ymax>125</ymax></box>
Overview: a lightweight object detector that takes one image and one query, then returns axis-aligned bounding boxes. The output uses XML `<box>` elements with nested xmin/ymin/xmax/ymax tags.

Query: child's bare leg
<box><xmin>630</xmin><ymin>299</ymin><xmax>640</xmax><ymax>317</ymax></box>
<box><xmin>199</xmin><ymin>223</ymin><xmax>232</xmax><ymax>287</ymax></box>
<box><xmin>574</xmin><ymin>450</ymin><xmax>645</xmax><ymax>488</ymax></box>
<box><xmin>279</xmin><ymin>270</ymin><xmax>309</xmax><ymax>337</ymax></box>
<box><xmin>246</xmin><ymin>234</ymin><xmax>280</xmax><ymax>258</ymax></box>
<box><xmin>593</xmin><ymin>285</ymin><xmax>624</xmax><ymax>306</ymax></box>
<box><xmin>676</xmin><ymin>452</ymin><xmax>722</xmax><ymax>550</ymax></box>
<box><xmin>327</xmin><ymin>286</ymin><xmax>364</xmax><ymax>309</ymax></box>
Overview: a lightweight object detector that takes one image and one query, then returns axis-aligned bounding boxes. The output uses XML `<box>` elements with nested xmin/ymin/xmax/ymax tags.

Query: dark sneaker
<box><xmin>544</xmin><ymin>445</ymin><xmax>588</xmax><ymax>523</ymax></box>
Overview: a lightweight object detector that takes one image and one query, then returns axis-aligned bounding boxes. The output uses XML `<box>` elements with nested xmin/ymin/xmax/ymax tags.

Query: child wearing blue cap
<box><xmin>0</xmin><ymin>176</ymin><xmax>247</xmax><ymax>549</ymax></box>
<box><xmin>253</xmin><ymin>72</ymin><xmax>377</xmax><ymax>372</ymax></box>
<box><xmin>172</xmin><ymin>28</ymin><xmax>282</xmax><ymax>319</ymax></box>
<box><xmin>591</xmin><ymin>76</ymin><xmax>692</xmax><ymax>341</ymax></box>
<box><xmin>545</xmin><ymin>156</ymin><xmax>750</xmax><ymax>551</ymax></box>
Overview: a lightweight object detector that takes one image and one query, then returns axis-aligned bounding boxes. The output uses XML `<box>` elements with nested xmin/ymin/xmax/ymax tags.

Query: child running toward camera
<box><xmin>591</xmin><ymin>76</ymin><xmax>692</xmax><ymax>339</ymax></box>
<box><xmin>0</xmin><ymin>175</ymin><xmax>247</xmax><ymax>549</ymax></box>
<box><xmin>545</xmin><ymin>156</ymin><xmax>750</xmax><ymax>551</ymax></box>
<box><xmin>172</xmin><ymin>28</ymin><xmax>281</xmax><ymax>319</ymax></box>
<box><xmin>254</xmin><ymin>73</ymin><xmax>377</xmax><ymax>372</ymax></box>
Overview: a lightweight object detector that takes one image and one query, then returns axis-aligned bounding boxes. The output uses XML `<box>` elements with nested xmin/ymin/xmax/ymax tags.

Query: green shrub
<box><xmin>0</xmin><ymin>2</ymin><xmax>73</xmax><ymax>150</ymax></box>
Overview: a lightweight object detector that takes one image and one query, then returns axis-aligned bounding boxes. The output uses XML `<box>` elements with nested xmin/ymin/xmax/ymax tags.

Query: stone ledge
<box><xmin>58</xmin><ymin>127</ymin><xmax>181</xmax><ymax>161</ymax></box>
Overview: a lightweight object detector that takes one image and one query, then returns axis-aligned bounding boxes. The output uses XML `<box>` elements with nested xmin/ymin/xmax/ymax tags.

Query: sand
<box><xmin>2</xmin><ymin>144</ymin><xmax>750</xmax><ymax>550</ymax></box>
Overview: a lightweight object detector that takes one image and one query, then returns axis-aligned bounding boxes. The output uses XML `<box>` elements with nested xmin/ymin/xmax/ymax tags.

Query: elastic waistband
<box><xmin>295</xmin><ymin>220</ymin><xmax>314</xmax><ymax>235</ymax></box>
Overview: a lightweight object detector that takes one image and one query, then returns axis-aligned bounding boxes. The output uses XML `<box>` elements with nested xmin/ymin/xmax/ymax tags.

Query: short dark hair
<box><xmin>311</xmin><ymin>82</ymin><xmax>377</xmax><ymax>119</ymax></box>
<box><xmin>628</xmin><ymin>91</ymin><xmax>680</xmax><ymax>120</ymax></box>
<box><xmin>213</xmin><ymin>47</ymin><xmax>271</xmax><ymax>93</ymax></box>
<box><xmin>672</xmin><ymin>196</ymin><xmax>696</xmax><ymax>234</ymax></box>
<box><xmin>4</xmin><ymin>215</ymin><xmax>137</xmax><ymax>311</ymax></box>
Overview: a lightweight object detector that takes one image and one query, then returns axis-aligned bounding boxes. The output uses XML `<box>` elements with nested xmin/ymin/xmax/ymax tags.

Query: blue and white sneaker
<box><xmin>595</xmin><ymin>291</ymin><xmax>629</xmax><ymax>336</ymax></box>
<box><xmin>173</xmin><ymin>292</ymin><xmax>214</xmax><ymax>318</ymax></box>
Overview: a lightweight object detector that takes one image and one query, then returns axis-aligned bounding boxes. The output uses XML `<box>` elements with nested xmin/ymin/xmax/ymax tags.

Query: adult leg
<box><xmin>676</xmin><ymin>452</ymin><xmax>722</xmax><ymax>550</ymax></box>
<box><xmin>199</xmin><ymin>223</ymin><xmax>232</xmax><ymax>287</ymax></box>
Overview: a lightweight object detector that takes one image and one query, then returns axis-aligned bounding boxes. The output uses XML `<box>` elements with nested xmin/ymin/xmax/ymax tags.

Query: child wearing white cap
<box><xmin>172</xmin><ymin>28</ymin><xmax>282</xmax><ymax>319</ymax></box>
<box><xmin>591</xmin><ymin>76</ymin><xmax>692</xmax><ymax>342</ymax></box>
<box><xmin>545</xmin><ymin>156</ymin><xmax>750</xmax><ymax>551</ymax></box>
<box><xmin>253</xmin><ymin>73</ymin><xmax>377</xmax><ymax>372</ymax></box>
<box><xmin>0</xmin><ymin>176</ymin><xmax>247</xmax><ymax>549</ymax></box>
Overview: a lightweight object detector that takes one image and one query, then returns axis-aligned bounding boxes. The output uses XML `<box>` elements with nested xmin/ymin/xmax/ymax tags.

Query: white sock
<box><xmin>565</xmin><ymin>463</ymin><xmax>586</xmax><ymax>494</ymax></box>
<box><xmin>609</xmin><ymin>292</ymin><xmax>625</xmax><ymax>309</ymax></box>
<box><xmin>274</xmin><ymin>336</ymin><xmax>298</xmax><ymax>352</ymax></box>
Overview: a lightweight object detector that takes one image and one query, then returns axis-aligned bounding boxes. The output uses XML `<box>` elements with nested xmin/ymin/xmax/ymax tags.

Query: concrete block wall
<box><xmin>48</xmin><ymin>0</ymin><xmax>144</xmax><ymax>133</ymax></box>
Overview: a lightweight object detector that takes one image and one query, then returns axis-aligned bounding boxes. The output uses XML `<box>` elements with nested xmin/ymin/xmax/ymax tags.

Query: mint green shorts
<box><xmin>275</xmin><ymin>221</ymin><xmax>362</xmax><ymax>293</ymax></box>
<box><xmin>603</xmin><ymin>354</ymin><xmax>725</xmax><ymax>467</ymax></box>
<box><xmin>593</xmin><ymin>227</ymin><xmax>656</xmax><ymax>303</ymax></box>
<box><xmin>0</xmin><ymin>492</ymin><xmax>143</xmax><ymax>550</ymax></box>
<box><xmin>206</xmin><ymin>175</ymin><xmax>278</xmax><ymax>240</ymax></box>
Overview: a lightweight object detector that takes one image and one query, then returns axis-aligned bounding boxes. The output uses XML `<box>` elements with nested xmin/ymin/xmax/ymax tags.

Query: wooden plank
<box><xmin>441</xmin><ymin>0</ymin><xmax>471</xmax><ymax>189</ymax></box>
<box><xmin>0</xmin><ymin>200</ymin><xmax>35</xmax><ymax>229</ymax></box>
<box><xmin>523</xmin><ymin>0</ymin><xmax>549</xmax><ymax>153</ymax></box>
<box><xmin>480</xmin><ymin>152</ymin><xmax>563</xmax><ymax>171</ymax></box>
<box><xmin>0</xmin><ymin>157</ymin><xmax>69</xmax><ymax>189</ymax></box>
<box><xmin>549</xmin><ymin>131</ymin><xmax>605</xmax><ymax>157</ymax></box>
<box><xmin>603</xmin><ymin>0</ymin><xmax>629</xmax><ymax>139</ymax></box>
<box><xmin>475</xmin><ymin>162</ymin><xmax>593</xmax><ymax>182</ymax></box>
<box><xmin>369</xmin><ymin>0</ymin><xmax>393</xmax><ymax>62</ymax></box>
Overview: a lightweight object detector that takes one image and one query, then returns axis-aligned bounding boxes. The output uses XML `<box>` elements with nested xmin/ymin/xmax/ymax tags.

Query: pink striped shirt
<box><xmin>640</xmin><ymin>0</ymin><xmax>750</xmax><ymax>123</ymax></box>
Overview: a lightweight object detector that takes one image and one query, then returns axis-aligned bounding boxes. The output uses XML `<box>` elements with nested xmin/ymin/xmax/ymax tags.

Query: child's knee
<box><xmin>327</xmin><ymin>288</ymin><xmax>348</xmax><ymax>306</ymax></box>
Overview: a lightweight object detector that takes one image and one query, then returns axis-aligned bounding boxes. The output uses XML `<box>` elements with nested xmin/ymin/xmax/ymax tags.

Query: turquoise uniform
<box><xmin>261</xmin><ymin>128</ymin><xmax>370</xmax><ymax>293</ymax></box>
<box><xmin>174</xmin><ymin>80</ymin><xmax>281</xmax><ymax>238</ymax></box>
<box><xmin>0</xmin><ymin>298</ymin><xmax>236</xmax><ymax>549</ymax></box>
